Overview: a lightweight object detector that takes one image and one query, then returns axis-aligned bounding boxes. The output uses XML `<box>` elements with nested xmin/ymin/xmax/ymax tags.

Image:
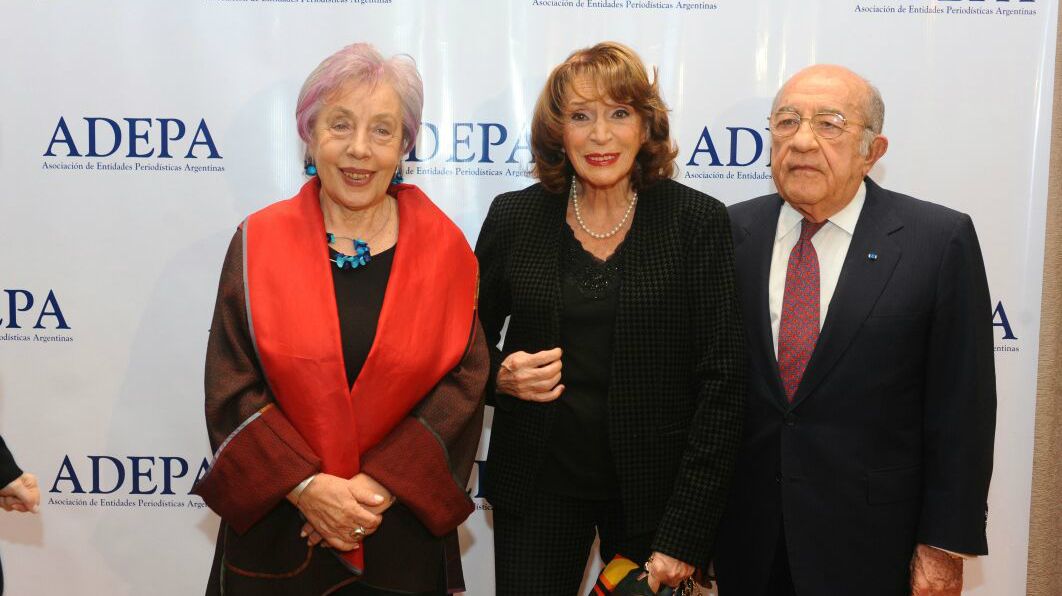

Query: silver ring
<box><xmin>351</xmin><ymin>526</ymin><xmax>366</xmax><ymax>541</ymax></box>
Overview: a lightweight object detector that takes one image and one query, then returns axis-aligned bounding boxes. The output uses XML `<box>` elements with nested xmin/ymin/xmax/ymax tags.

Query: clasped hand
<box><xmin>497</xmin><ymin>347</ymin><xmax>564</xmax><ymax>402</ymax></box>
<box><xmin>910</xmin><ymin>544</ymin><xmax>964</xmax><ymax>596</ymax></box>
<box><xmin>644</xmin><ymin>551</ymin><xmax>695</xmax><ymax>593</ymax></box>
<box><xmin>290</xmin><ymin>473</ymin><xmax>393</xmax><ymax>551</ymax></box>
<box><xmin>1</xmin><ymin>472</ymin><xmax>40</xmax><ymax>513</ymax></box>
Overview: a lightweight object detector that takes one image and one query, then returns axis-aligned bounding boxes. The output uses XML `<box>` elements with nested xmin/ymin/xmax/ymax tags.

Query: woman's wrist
<box><xmin>495</xmin><ymin>362</ymin><xmax>514</xmax><ymax>393</ymax></box>
<box><xmin>287</xmin><ymin>473</ymin><xmax>318</xmax><ymax>506</ymax></box>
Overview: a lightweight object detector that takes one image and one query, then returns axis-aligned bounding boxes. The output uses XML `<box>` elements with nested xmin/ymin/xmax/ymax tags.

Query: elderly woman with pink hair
<box><xmin>192</xmin><ymin>43</ymin><xmax>488</xmax><ymax>596</ymax></box>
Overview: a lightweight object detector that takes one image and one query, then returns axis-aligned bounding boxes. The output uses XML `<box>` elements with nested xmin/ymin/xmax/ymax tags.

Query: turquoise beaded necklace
<box><xmin>325</xmin><ymin>196</ymin><xmax>393</xmax><ymax>270</ymax></box>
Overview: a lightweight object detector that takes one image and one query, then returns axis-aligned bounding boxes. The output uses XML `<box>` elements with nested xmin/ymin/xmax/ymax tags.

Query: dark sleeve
<box><xmin>361</xmin><ymin>318</ymin><xmax>489</xmax><ymax>536</ymax></box>
<box><xmin>651</xmin><ymin>200</ymin><xmax>747</xmax><ymax>567</ymax></box>
<box><xmin>917</xmin><ymin>214</ymin><xmax>996</xmax><ymax>555</ymax></box>
<box><xmin>0</xmin><ymin>435</ymin><xmax>23</xmax><ymax>487</ymax></box>
<box><xmin>191</xmin><ymin>230</ymin><xmax>322</xmax><ymax>534</ymax></box>
<box><xmin>473</xmin><ymin>195</ymin><xmax>513</xmax><ymax>405</ymax></box>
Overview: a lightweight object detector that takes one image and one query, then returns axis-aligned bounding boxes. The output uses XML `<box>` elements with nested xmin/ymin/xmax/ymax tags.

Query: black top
<box><xmin>540</xmin><ymin>224</ymin><xmax>623</xmax><ymax>498</ymax></box>
<box><xmin>476</xmin><ymin>179</ymin><xmax>746</xmax><ymax>567</ymax></box>
<box><xmin>329</xmin><ymin>245</ymin><xmax>445</xmax><ymax>594</ymax></box>
<box><xmin>330</xmin><ymin>245</ymin><xmax>394</xmax><ymax>387</ymax></box>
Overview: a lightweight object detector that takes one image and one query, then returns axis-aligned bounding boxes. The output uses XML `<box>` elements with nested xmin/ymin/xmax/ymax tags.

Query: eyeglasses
<box><xmin>768</xmin><ymin>111</ymin><xmax>869</xmax><ymax>140</ymax></box>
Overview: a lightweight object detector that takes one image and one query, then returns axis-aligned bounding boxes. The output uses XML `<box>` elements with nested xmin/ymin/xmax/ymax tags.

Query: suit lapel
<box><xmin>612</xmin><ymin>184</ymin><xmax>671</xmax><ymax>406</ymax></box>
<box><xmin>620</xmin><ymin>181</ymin><xmax>671</xmax><ymax>298</ymax></box>
<box><xmin>522</xmin><ymin>189</ymin><xmax>567</xmax><ymax>349</ymax></box>
<box><xmin>735</xmin><ymin>196</ymin><xmax>788</xmax><ymax>411</ymax></box>
<box><xmin>789</xmin><ymin>179</ymin><xmax>903</xmax><ymax>409</ymax></box>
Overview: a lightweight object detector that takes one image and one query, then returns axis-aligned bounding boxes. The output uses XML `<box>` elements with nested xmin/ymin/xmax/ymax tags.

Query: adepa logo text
<box><xmin>44</xmin><ymin>117</ymin><xmax>221</xmax><ymax>159</ymax></box>
<box><xmin>884</xmin><ymin>0</ymin><xmax>1039</xmax><ymax>16</ymax></box>
<box><xmin>685</xmin><ymin>124</ymin><xmax>771</xmax><ymax>168</ymax></box>
<box><xmin>50</xmin><ymin>455</ymin><xmax>210</xmax><ymax>496</ymax></box>
<box><xmin>407</xmin><ymin>121</ymin><xmax>532</xmax><ymax>164</ymax></box>
<box><xmin>466</xmin><ymin>459</ymin><xmax>492</xmax><ymax>510</ymax></box>
<box><xmin>992</xmin><ymin>301</ymin><xmax>1017</xmax><ymax>340</ymax></box>
<box><xmin>0</xmin><ymin>289</ymin><xmax>68</xmax><ymax>330</ymax></box>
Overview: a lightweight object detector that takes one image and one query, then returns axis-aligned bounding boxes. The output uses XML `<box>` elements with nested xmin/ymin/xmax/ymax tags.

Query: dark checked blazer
<box><xmin>714</xmin><ymin>177</ymin><xmax>996</xmax><ymax>596</ymax></box>
<box><xmin>0</xmin><ymin>435</ymin><xmax>21</xmax><ymax>489</ymax></box>
<box><xmin>475</xmin><ymin>178</ymin><xmax>746</xmax><ymax>567</ymax></box>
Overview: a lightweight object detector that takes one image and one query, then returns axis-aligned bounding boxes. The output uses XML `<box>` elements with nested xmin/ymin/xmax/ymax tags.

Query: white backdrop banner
<box><xmin>0</xmin><ymin>1</ymin><xmax>1055</xmax><ymax>594</ymax></box>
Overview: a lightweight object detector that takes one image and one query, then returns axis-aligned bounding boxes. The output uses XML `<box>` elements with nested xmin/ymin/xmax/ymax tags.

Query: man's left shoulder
<box><xmin>870</xmin><ymin>180</ymin><xmax>970</xmax><ymax>231</ymax></box>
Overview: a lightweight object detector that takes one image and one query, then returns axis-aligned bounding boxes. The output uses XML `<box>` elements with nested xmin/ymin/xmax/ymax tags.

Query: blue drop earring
<box><xmin>304</xmin><ymin>159</ymin><xmax>317</xmax><ymax>177</ymax></box>
<box><xmin>390</xmin><ymin>164</ymin><xmax>403</xmax><ymax>185</ymax></box>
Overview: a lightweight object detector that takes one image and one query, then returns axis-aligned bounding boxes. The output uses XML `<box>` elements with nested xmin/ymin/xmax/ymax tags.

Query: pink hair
<box><xmin>295</xmin><ymin>43</ymin><xmax>424</xmax><ymax>155</ymax></box>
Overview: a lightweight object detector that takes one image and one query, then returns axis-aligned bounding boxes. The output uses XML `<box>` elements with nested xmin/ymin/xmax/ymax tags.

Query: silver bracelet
<box><xmin>289</xmin><ymin>474</ymin><xmax>318</xmax><ymax>505</ymax></box>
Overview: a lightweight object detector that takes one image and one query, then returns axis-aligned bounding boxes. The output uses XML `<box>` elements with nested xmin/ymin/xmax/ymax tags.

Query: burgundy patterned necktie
<box><xmin>778</xmin><ymin>219</ymin><xmax>827</xmax><ymax>402</ymax></box>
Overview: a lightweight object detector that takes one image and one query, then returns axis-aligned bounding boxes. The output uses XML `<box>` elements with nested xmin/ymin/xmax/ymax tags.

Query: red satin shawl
<box><xmin>243</xmin><ymin>179</ymin><xmax>477</xmax><ymax>570</ymax></box>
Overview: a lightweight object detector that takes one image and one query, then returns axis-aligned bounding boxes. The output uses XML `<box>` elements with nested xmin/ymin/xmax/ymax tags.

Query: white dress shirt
<box><xmin>769</xmin><ymin>182</ymin><xmax>865</xmax><ymax>358</ymax></box>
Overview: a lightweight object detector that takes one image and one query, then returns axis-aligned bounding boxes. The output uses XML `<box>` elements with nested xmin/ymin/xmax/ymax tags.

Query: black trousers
<box><xmin>493</xmin><ymin>490</ymin><xmax>653</xmax><ymax>596</ymax></box>
<box><xmin>334</xmin><ymin>580</ymin><xmax>443</xmax><ymax>596</ymax></box>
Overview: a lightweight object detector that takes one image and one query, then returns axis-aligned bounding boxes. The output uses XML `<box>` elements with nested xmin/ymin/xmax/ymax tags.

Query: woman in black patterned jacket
<box><xmin>475</xmin><ymin>41</ymin><xmax>745</xmax><ymax>595</ymax></box>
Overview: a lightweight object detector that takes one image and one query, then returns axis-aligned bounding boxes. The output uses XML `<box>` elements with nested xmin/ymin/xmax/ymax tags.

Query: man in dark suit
<box><xmin>1</xmin><ymin>434</ymin><xmax>40</xmax><ymax>595</ymax></box>
<box><xmin>714</xmin><ymin>65</ymin><xmax>996</xmax><ymax>596</ymax></box>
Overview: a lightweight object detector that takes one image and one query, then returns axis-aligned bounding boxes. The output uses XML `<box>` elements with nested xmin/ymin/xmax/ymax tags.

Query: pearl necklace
<box><xmin>570</xmin><ymin>177</ymin><xmax>637</xmax><ymax>240</ymax></box>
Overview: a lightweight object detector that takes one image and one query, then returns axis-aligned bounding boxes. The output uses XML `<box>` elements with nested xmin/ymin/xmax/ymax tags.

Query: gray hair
<box><xmin>860</xmin><ymin>81</ymin><xmax>885</xmax><ymax>155</ymax></box>
<box><xmin>295</xmin><ymin>43</ymin><xmax>424</xmax><ymax>156</ymax></box>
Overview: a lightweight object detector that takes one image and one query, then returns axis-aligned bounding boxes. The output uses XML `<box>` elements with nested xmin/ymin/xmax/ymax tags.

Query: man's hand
<box><xmin>645</xmin><ymin>551</ymin><xmax>695</xmax><ymax>593</ymax></box>
<box><xmin>0</xmin><ymin>472</ymin><xmax>40</xmax><ymax>513</ymax></box>
<box><xmin>911</xmin><ymin>544</ymin><xmax>963</xmax><ymax>596</ymax></box>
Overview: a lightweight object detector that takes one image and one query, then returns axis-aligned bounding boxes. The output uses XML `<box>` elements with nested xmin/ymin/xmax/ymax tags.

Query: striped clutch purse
<box><xmin>590</xmin><ymin>555</ymin><xmax>680</xmax><ymax>596</ymax></box>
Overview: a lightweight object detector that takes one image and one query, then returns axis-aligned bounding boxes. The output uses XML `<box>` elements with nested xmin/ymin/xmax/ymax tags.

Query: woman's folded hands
<box><xmin>294</xmin><ymin>472</ymin><xmax>395</xmax><ymax>550</ymax></box>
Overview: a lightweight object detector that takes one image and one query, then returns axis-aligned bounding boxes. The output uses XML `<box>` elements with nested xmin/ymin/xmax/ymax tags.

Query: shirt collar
<box><xmin>776</xmin><ymin>181</ymin><xmax>866</xmax><ymax>240</ymax></box>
